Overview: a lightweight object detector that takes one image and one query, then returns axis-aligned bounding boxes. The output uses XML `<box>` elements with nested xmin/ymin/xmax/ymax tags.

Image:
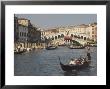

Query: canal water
<box><xmin>14</xmin><ymin>46</ymin><xmax>97</xmax><ymax>76</ymax></box>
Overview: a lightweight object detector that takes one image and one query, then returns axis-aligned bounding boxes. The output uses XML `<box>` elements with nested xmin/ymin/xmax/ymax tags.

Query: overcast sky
<box><xmin>15</xmin><ymin>14</ymin><xmax>97</xmax><ymax>30</ymax></box>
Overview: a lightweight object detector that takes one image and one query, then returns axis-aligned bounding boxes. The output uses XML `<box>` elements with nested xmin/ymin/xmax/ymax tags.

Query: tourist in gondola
<box><xmin>69</xmin><ymin>58</ymin><xmax>76</xmax><ymax>65</ymax></box>
<box><xmin>75</xmin><ymin>58</ymin><xmax>82</xmax><ymax>65</ymax></box>
<box><xmin>81</xmin><ymin>58</ymin><xmax>85</xmax><ymax>64</ymax></box>
<box><xmin>80</xmin><ymin>57</ymin><xmax>87</xmax><ymax>64</ymax></box>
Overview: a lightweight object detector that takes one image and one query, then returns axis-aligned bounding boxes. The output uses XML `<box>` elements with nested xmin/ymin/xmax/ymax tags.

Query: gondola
<box><xmin>59</xmin><ymin>54</ymin><xmax>91</xmax><ymax>71</ymax></box>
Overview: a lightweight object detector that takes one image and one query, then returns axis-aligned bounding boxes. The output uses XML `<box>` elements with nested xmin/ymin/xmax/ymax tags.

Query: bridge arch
<box><xmin>71</xmin><ymin>34</ymin><xmax>73</xmax><ymax>37</ymax></box>
<box><xmin>87</xmin><ymin>38</ymin><xmax>90</xmax><ymax>41</ymax></box>
<box><xmin>84</xmin><ymin>37</ymin><xmax>86</xmax><ymax>40</ymax></box>
<box><xmin>61</xmin><ymin>34</ymin><xmax>64</xmax><ymax>38</ymax></box>
<box><xmin>51</xmin><ymin>36</ymin><xmax>54</xmax><ymax>40</ymax></box>
<box><xmin>58</xmin><ymin>35</ymin><xmax>61</xmax><ymax>39</ymax></box>
<box><xmin>74</xmin><ymin>35</ymin><xmax>77</xmax><ymax>38</ymax></box>
<box><xmin>55</xmin><ymin>36</ymin><xmax>57</xmax><ymax>39</ymax></box>
<box><xmin>81</xmin><ymin>36</ymin><xmax>83</xmax><ymax>39</ymax></box>
<box><xmin>77</xmin><ymin>35</ymin><xmax>80</xmax><ymax>39</ymax></box>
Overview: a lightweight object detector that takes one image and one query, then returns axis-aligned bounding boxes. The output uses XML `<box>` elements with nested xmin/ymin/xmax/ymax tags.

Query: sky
<box><xmin>15</xmin><ymin>14</ymin><xmax>97</xmax><ymax>30</ymax></box>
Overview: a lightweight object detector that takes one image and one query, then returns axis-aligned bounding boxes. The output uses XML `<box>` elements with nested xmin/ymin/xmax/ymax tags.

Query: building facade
<box><xmin>14</xmin><ymin>17</ymin><xmax>41</xmax><ymax>49</ymax></box>
<box><xmin>86</xmin><ymin>23</ymin><xmax>97</xmax><ymax>42</ymax></box>
<box><xmin>28</xmin><ymin>24</ymin><xmax>41</xmax><ymax>48</ymax></box>
<box><xmin>14</xmin><ymin>18</ymin><xmax>30</xmax><ymax>49</ymax></box>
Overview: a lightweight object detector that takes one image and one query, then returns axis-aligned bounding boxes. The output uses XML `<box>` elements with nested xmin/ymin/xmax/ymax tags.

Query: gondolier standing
<box><xmin>86</xmin><ymin>44</ymin><xmax>91</xmax><ymax>60</ymax></box>
<box><xmin>87</xmin><ymin>47</ymin><xmax>91</xmax><ymax>60</ymax></box>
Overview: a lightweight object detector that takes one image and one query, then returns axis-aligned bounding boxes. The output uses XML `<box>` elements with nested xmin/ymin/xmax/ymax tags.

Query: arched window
<box><xmin>22</xmin><ymin>32</ymin><xmax>24</xmax><ymax>36</ymax></box>
<box><xmin>24</xmin><ymin>32</ymin><xmax>26</xmax><ymax>37</ymax></box>
<box><xmin>20</xmin><ymin>32</ymin><xmax>21</xmax><ymax>36</ymax></box>
<box><xmin>27</xmin><ymin>33</ymin><xmax>28</xmax><ymax>37</ymax></box>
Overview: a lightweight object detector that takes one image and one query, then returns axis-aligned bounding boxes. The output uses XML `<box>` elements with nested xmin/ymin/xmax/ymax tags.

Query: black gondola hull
<box><xmin>60</xmin><ymin>61</ymin><xmax>90</xmax><ymax>71</ymax></box>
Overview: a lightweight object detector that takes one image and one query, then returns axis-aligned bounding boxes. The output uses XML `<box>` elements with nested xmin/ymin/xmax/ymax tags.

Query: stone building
<box><xmin>14</xmin><ymin>18</ymin><xmax>30</xmax><ymax>49</ymax></box>
<box><xmin>28</xmin><ymin>23</ymin><xmax>41</xmax><ymax>48</ymax></box>
<box><xmin>86</xmin><ymin>23</ymin><xmax>97</xmax><ymax>42</ymax></box>
<box><xmin>14</xmin><ymin>17</ymin><xmax>41</xmax><ymax>49</ymax></box>
<box><xmin>14</xmin><ymin>16</ymin><xmax>19</xmax><ymax>43</ymax></box>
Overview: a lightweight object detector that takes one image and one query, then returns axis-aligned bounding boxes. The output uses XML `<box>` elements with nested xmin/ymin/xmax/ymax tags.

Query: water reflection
<box><xmin>64</xmin><ymin>70</ymin><xmax>78</xmax><ymax>76</ymax></box>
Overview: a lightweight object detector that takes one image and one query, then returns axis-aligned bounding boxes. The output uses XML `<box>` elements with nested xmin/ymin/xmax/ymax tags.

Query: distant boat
<box><xmin>90</xmin><ymin>44</ymin><xmax>97</xmax><ymax>47</ymax></box>
<box><xmin>46</xmin><ymin>45</ymin><xmax>57</xmax><ymax>50</ymax></box>
<box><xmin>85</xmin><ymin>44</ymin><xmax>97</xmax><ymax>47</ymax></box>
<box><xmin>68</xmin><ymin>45</ymin><xmax>85</xmax><ymax>49</ymax></box>
<box><xmin>14</xmin><ymin>50</ymin><xmax>26</xmax><ymax>54</ymax></box>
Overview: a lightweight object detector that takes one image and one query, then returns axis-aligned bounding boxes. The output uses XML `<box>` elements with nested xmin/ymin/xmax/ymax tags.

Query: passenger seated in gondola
<box><xmin>69</xmin><ymin>59</ymin><xmax>76</xmax><ymax>65</ymax></box>
<box><xmin>76</xmin><ymin>58</ymin><xmax>82</xmax><ymax>65</ymax></box>
<box><xmin>80</xmin><ymin>57</ymin><xmax>86</xmax><ymax>64</ymax></box>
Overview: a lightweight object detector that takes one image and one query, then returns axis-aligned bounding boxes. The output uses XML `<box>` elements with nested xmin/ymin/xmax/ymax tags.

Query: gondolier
<box><xmin>86</xmin><ymin>45</ymin><xmax>91</xmax><ymax>60</ymax></box>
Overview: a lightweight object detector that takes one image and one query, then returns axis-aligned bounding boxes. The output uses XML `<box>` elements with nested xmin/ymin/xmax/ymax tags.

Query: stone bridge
<box><xmin>43</xmin><ymin>33</ymin><xmax>88</xmax><ymax>46</ymax></box>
